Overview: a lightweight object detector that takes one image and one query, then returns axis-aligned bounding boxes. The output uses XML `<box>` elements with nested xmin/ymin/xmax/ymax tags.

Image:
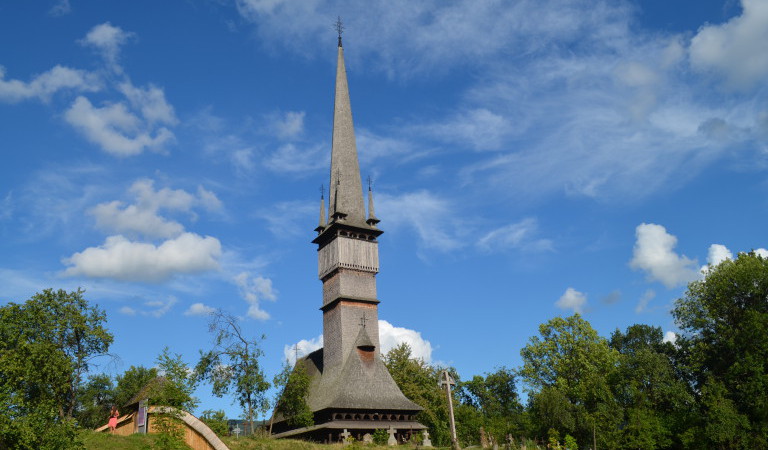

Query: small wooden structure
<box><xmin>95</xmin><ymin>405</ymin><xmax>229</xmax><ymax>450</ymax></box>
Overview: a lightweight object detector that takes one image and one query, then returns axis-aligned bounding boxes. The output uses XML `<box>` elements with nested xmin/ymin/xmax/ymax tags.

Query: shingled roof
<box><xmin>302</xmin><ymin>328</ymin><xmax>422</xmax><ymax>412</ymax></box>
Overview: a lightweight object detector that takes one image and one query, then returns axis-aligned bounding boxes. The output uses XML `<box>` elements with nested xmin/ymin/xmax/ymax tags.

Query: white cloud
<box><xmin>0</xmin><ymin>65</ymin><xmax>98</xmax><ymax>103</ymax></box>
<box><xmin>689</xmin><ymin>0</ymin><xmax>768</xmax><ymax>90</ymax></box>
<box><xmin>64</xmin><ymin>96</ymin><xmax>175</xmax><ymax>156</ymax></box>
<box><xmin>234</xmin><ymin>272</ymin><xmax>277</xmax><ymax>320</ymax></box>
<box><xmin>756</xmin><ymin>248</ymin><xmax>768</xmax><ymax>258</ymax></box>
<box><xmin>629</xmin><ymin>223</ymin><xmax>699</xmax><ymax>288</ymax></box>
<box><xmin>49</xmin><ymin>0</ymin><xmax>71</xmax><ymax>16</ymax></box>
<box><xmin>708</xmin><ymin>243</ymin><xmax>733</xmax><ymax>266</ymax></box>
<box><xmin>89</xmin><ymin>179</ymin><xmax>221</xmax><ymax>238</ymax></box>
<box><xmin>79</xmin><ymin>22</ymin><xmax>134</xmax><ymax>67</ymax></box>
<box><xmin>663</xmin><ymin>331</ymin><xmax>677</xmax><ymax>345</ymax></box>
<box><xmin>184</xmin><ymin>302</ymin><xmax>216</xmax><ymax>317</ymax></box>
<box><xmin>264</xmin><ymin>143</ymin><xmax>327</xmax><ymax>173</ymax></box>
<box><xmin>62</xmin><ymin>232</ymin><xmax>222</xmax><ymax>282</ymax></box>
<box><xmin>234</xmin><ymin>0</ymin><xmax>631</xmax><ymax>77</ymax></box>
<box><xmin>356</xmin><ymin>129</ymin><xmax>422</xmax><ymax>164</ymax></box>
<box><xmin>417</xmin><ymin>108</ymin><xmax>513</xmax><ymax>152</ymax></box>
<box><xmin>635</xmin><ymin>289</ymin><xmax>656</xmax><ymax>313</ymax></box>
<box><xmin>477</xmin><ymin>217</ymin><xmax>553</xmax><ymax>253</ymax></box>
<box><xmin>271</xmin><ymin>111</ymin><xmax>305</xmax><ymax>140</ymax></box>
<box><xmin>378</xmin><ymin>320</ymin><xmax>433</xmax><ymax>362</ymax></box>
<box><xmin>258</xmin><ymin>200</ymin><xmax>315</xmax><ymax>237</ymax></box>
<box><xmin>119</xmin><ymin>297</ymin><xmax>177</xmax><ymax>317</ymax></box>
<box><xmin>283</xmin><ymin>335</ymin><xmax>324</xmax><ymax>366</ymax></box>
<box><xmin>90</xmin><ymin>201</ymin><xmax>185</xmax><ymax>239</ymax></box>
<box><xmin>555</xmin><ymin>287</ymin><xmax>587</xmax><ymax>314</ymax></box>
<box><xmin>144</xmin><ymin>296</ymin><xmax>178</xmax><ymax>318</ymax></box>
<box><xmin>283</xmin><ymin>319</ymin><xmax>433</xmax><ymax>366</ymax></box>
<box><xmin>118</xmin><ymin>81</ymin><xmax>178</xmax><ymax>125</ymax></box>
<box><xmin>377</xmin><ymin>191</ymin><xmax>462</xmax><ymax>252</ymax></box>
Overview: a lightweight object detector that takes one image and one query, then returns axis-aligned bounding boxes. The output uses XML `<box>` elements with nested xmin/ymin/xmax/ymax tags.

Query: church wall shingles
<box><xmin>322</xmin><ymin>270</ymin><xmax>377</xmax><ymax>305</ymax></box>
<box><xmin>323</xmin><ymin>301</ymin><xmax>380</xmax><ymax>368</ymax></box>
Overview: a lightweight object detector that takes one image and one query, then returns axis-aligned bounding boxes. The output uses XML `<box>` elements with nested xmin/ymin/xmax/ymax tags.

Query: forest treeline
<box><xmin>1</xmin><ymin>252</ymin><xmax>766</xmax><ymax>449</ymax></box>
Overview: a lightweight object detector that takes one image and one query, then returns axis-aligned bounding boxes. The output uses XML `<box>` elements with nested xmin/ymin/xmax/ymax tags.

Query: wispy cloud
<box><xmin>0</xmin><ymin>65</ymin><xmax>99</xmax><ymax>103</ymax></box>
<box><xmin>477</xmin><ymin>217</ymin><xmax>553</xmax><ymax>253</ymax></box>
<box><xmin>234</xmin><ymin>272</ymin><xmax>277</xmax><ymax>320</ymax></box>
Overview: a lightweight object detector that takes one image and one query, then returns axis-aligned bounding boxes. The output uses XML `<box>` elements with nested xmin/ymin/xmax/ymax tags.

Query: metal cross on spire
<box><xmin>367</xmin><ymin>175</ymin><xmax>372</xmax><ymax>191</ymax></box>
<box><xmin>335</xmin><ymin>16</ymin><xmax>344</xmax><ymax>47</ymax></box>
<box><xmin>319</xmin><ymin>184</ymin><xmax>324</xmax><ymax>199</ymax></box>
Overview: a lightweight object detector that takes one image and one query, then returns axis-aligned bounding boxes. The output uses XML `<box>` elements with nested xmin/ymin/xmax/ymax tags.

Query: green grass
<box><xmin>81</xmin><ymin>431</ymin><xmax>449</xmax><ymax>450</ymax></box>
<box><xmin>81</xmin><ymin>430</ymin><xmax>158</xmax><ymax>449</ymax></box>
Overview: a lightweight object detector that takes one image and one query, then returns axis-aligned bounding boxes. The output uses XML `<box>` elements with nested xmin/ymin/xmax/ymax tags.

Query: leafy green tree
<box><xmin>74</xmin><ymin>373</ymin><xmax>115</xmax><ymax>429</ymax></box>
<box><xmin>383</xmin><ymin>343</ymin><xmax>453</xmax><ymax>447</ymax></box>
<box><xmin>609</xmin><ymin>324</ymin><xmax>693</xmax><ymax>449</ymax></box>
<box><xmin>151</xmin><ymin>347</ymin><xmax>198</xmax><ymax>450</ymax></box>
<box><xmin>458</xmin><ymin>367</ymin><xmax>524</xmax><ymax>444</ymax></box>
<box><xmin>200</xmin><ymin>409</ymin><xmax>229</xmax><ymax>437</ymax></box>
<box><xmin>673</xmin><ymin>251</ymin><xmax>768</xmax><ymax>447</ymax></box>
<box><xmin>0</xmin><ymin>288</ymin><xmax>112</xmax><ymax>449</ymax></box>
<box><xmin>113</xmin><ymin>365</ymin><xmax>159</xmax><ymax>408</ymax></box>
<box><xmin>272</xmin><ymin>360</ymin><xmax>313</xmax><ymax>430</ymax></box>
<box><xmin>196</xmin><ymin>310</ymin><xmax>270</xmax><ymax>434</ymax></box>
<box><xmin>154</xmin><ymin>347</ymin><xmax>198</xmax><ymax>411</ymax></box>
<box><xmin>520</xmin><ymin>314</ymin><xmax>621</xmax><ymax>447</ymax></box>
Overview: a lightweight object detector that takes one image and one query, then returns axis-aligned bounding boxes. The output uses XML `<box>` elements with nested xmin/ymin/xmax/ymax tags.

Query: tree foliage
<box><xmin>272</xmin><ymin>360</ymin><xmax>313</xmax><ymax>429</ymax></box>
<box><xmin>673</xmin><ymin>251</ymin><xmax>768</xmax><ymax>448</ymax></box>
<box><xmin>0</xmin><ymin>288</ymin><xmax>112</xmax><ymax>449</ymax></box>
<box><xmin>74</xmin><ymin>373</ymin><xmax>115</xmax><ymax>429</ymax></box>
<box><xmin>196</xmin><ymin>310</ymin><xmax>270</xmax><ymax>434</ymax></box>
<box><xmin>457</xmin><ymin>367</ymin><xmax>525</xmax><ymax>444</ymax></box>
<box><xmin>520</xmin><ymin>314</ymin><xmax>621</xmax><ymax>446</ymax></box>
<box><xmin>383</xmin><ymin>343</ymin><xmax>454</xmax><ymax>446</ymax></box>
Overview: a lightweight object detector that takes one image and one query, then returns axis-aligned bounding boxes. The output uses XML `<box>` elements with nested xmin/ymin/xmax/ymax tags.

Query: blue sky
<box><xmin>1</xmin><ymin>0</ymin><xmax>767</xmax><ymax>419</ymax></box>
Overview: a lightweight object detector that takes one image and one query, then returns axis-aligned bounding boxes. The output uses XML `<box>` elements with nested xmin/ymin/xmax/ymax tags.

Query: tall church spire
<box><xmin>326</xmin><ymin>31</ymin><xmax>367</xmax><ymax>227</ymax></box>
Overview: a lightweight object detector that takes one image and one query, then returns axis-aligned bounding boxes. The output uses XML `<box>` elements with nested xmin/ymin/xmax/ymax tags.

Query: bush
<box><xmin>372</xmin><ymin>428</ymin><xmax>389</xmax><ymax>445</ymax></box>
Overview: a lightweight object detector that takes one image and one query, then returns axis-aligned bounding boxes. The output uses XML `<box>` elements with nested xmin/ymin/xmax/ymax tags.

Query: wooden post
<box><xmin>439</xmin><ymin>370</ymin><xmax>460</xmax><ymax>450</ymax></box>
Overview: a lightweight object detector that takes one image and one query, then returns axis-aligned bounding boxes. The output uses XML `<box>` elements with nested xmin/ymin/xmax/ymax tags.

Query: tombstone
<box><xmin>362</xmin><ymin>433</ymin><xmax>373</xmax><ymax>444</ymax></box>
<box><xmin>341</xmin><ymin>429</ymin><xmax>351</xmax><ymax>445</ymax></box>
<box><xmin>422</xmin><ymin>430</ymin><xmax>433</xmax><ymax>447</ymax></box>
<box><xmin>232</xmin><ymin>425</ymin><xmax>241</xmax><ymax>439</ymax></box>
<box><xmin>387</xmin><ymin>426</ymin><xmax>398</xmax><ymax>446</ymax></box>
<box><xmin>480</xmin><ymin>426</ymin><xmax>490</xmax><ymax>448</ymax></box>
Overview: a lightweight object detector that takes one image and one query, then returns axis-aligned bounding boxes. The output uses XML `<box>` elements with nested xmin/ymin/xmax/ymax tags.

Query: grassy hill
<box><xmin>80</xmin><ymin>431</ymin><xmax>440</xmax><ymax>449</ymax></box>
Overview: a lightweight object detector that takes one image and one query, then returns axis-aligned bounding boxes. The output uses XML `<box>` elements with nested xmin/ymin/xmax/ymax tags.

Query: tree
<box><xmin>458</xmin><ymin>367</ymin><xmax>524</xmax><ymax>444</ymax></box>
<box><xmin>608</xmin><ymin>324</ymin><xmax>693</xmax><ymax>449</ymax></box>
<box><xmin>200</xmin><ymin>409</ymin><xmax>229</xmax><ymax>437</ymax></box>
<box><xmin>196</xmin><ymin>310</ymin><xmax>270</xmax><ymax>434</ymax></box>
<box><xmin>383</xmin><ymin>343</ymin><xmax>453</xmax><ymax>446</ymax></box>
<box><xmin>74</xmin><ymin>373</ymin><xmax>115</xmax><ymax>429</ymax></box>
<box><xmin>520</xmin><ymin>314</ymin><xmax>621</xmax><ymax>446</ymax></box>
<box><xmin>0</xmin><ymin>288</ymin><xmax>112</xmax><ymax>449</ymax></box>
<box><xmin>113</xmin><ymin>365</ymin><xmax>159</xmax><ymax>408</ymax></box>
<box><xmin>151</xmin><ymin>347</ymin><xmax>199</xmax><ymax>450</ymax></box>
<box><xmin>272</xmin><ymin>360</ymin><xmax>313</xmax><ymax>430</ymax></box>
<box><xmin>673</xmin><ymin>251</ymin><xmax>768</xmax><ymax>447</ymax></box>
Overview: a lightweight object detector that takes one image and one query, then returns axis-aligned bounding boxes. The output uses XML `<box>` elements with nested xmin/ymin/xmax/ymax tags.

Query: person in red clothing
<box><xmin>108</xmin><ymin>406</ymin><xmax>119</xmax><ymax>433</ymax></box>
